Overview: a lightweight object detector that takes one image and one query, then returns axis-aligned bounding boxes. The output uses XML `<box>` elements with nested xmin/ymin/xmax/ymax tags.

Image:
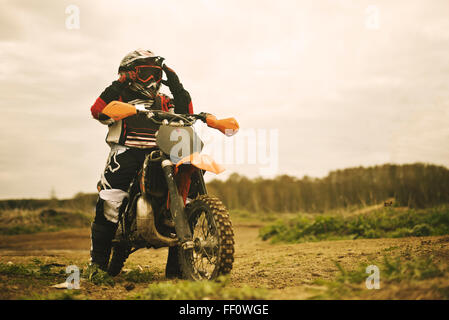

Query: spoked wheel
<box><xmin>178</xmin><ymin>195</ymin><xmax>234</xmax><ymax>280</ymax></box>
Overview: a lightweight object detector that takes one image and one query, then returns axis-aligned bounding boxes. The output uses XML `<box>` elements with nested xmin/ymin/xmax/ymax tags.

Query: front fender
<box><xmin>175</xmin><ymin>152</ymin><xmax>225</xmax><ymax>174</ymax></box>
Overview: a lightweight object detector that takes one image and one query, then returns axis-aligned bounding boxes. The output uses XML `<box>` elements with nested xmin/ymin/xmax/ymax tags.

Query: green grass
<box><xmin>0</xmin><ymin>225</ymin><xmax>59</xmax><ymax>235</ymax></box>
<box><xmin>0</xmin><ymin>263</ymin><xmax>36</xmax><ymax>277</ymax></box>
<box><xmin>0</xmin><ymin>260</ymin><xmax>67</xmax><ymax>278</ymax></box>
<box><xmin>228</xmin><ymin>209</ymin><xmax>283</xmax><ymax>224</ymax></box>
<box><xmin>23</xmin><ymin>290</ymin><xmax>88</xmax><ymax>300</ymax></box>
<box><xmin>122</xmin><ymin>269</ymin><xmax>155</xmax><ymax>283</ymax></box>
<box><xmin>311</xmin><ymin>255</ymin><xmax>449</xmax><ymax>299</ymax></box>
<box><xmin>0</xmin><ymin>208</ymin><xmax>92</xmax><ymax>235</ymax></box>
<box><xmin>259</xmin><ymin>205</ymin><xmax>449</xmax><ymax>243</ymax></box>
<box><xmin>131</xmin><ymin>276</ymin><xmax>268</xmax><ymax>300</ymax></box>
<box><xmin>0</xmin><ymin>261</ymin><xmax>69</xmax><ymax>297</ymax></box>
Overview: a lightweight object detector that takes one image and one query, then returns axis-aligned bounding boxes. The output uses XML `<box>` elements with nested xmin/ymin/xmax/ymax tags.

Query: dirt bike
<box><xmin>99</xmin><ymin>101</ymin><xmax>239</xmax><ymax>281</ymax></box>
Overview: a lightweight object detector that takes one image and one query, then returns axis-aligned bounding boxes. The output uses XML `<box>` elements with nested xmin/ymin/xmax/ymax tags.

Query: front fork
<box><xmin>161</xmin><ymin>159</ymin><xmax>193</xmax><ymax>247</ymax></box>
<box><xmin>194</xmin><ymin>169</ymin><xmax>208</xmax><ymax>196</ymax></box>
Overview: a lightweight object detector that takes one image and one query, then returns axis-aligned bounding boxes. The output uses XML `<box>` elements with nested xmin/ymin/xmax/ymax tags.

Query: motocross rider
<box><xmin>89</xmin><ymin>49</ymin><xmax>193</xmax><ymax>279</ymax></box>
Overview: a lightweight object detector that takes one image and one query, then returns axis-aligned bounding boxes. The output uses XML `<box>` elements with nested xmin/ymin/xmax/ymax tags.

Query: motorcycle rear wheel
<box><xmin>178</xmin><ymin>195</ymin><xmax>234</xmax><ymax>280</ymax></box>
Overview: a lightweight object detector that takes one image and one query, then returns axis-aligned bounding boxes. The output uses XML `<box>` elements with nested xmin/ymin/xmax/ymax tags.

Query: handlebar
<box><xmin>141</xmin><ymin>110</ymin><xmax>239</xmax><ymax>136</ymax></box>
<box><xmin>136</xmin><ymin>108</ymin><xmax>205</xmax><ymax>126</ymax></box>
<box><xmin>100</xmin><ymin>101</ymin><xmax>239</xmax><ymax>136</ymax></box>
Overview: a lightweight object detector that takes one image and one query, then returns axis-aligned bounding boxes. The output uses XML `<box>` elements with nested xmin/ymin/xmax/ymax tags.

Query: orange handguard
<box><xmin>101</xmin><ymin>101</ymin><xmax>137</xmax><ymax>121</ymax></box>
<box><xmin>205</xmin><ymin>114</ymin><xmax>239</xmax><ymax>136</ymax></box>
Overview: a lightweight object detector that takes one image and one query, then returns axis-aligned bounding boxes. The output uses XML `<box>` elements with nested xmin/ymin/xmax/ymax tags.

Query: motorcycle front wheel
<box><xmin>178</xmin><ymin>195</ymin><xmax>235</xmax><ymax>280</ymax></box>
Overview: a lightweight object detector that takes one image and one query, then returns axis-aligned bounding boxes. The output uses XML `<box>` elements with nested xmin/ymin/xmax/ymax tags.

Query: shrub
<box><xmin>260</xmin><ymin>205</ymin><xmax>449</xmax><ymax>243</ymax></box>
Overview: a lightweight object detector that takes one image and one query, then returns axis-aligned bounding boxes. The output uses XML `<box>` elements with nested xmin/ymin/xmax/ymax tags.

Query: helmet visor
<box><xmin>135</xmin><ymin>65</ymin><xmax>162</xmax><ymax>83</ymax></box>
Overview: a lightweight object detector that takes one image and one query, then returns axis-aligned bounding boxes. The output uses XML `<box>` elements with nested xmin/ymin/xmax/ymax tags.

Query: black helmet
<box><xmin>119</xmin><ymin>49</ymin><xmax>165</xmax><ymax>99</ymax></box>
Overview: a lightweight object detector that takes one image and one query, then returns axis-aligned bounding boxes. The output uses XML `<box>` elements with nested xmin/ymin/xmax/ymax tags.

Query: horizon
<box><xmin>0</xmin><ymin>161</ymin><xmax>445</xmax><ymax>200</ymax></box>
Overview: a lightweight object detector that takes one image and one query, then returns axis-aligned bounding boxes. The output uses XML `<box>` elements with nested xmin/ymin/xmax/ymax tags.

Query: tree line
<box><xmin>206</xmin><ymin>163</ymin><xmax>449</xmax><ymax>212</ymax></box>
<box><xmin>1</xmin><ymin>163</ymin><xmax>448</xmax><ymax>214</ymax></box>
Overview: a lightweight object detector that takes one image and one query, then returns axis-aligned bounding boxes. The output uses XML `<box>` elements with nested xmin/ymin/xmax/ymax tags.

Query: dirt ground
<box><xmin>0</xmin><ymin>222</ymin><xmax>448</xmax><ymax>300</ymax></box>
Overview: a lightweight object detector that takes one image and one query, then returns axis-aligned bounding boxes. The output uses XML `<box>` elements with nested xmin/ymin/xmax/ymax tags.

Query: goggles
<box><xmin>135</xmin><ymin>65</ymin><xmax>162</xmax><ymax>83</ymax></box>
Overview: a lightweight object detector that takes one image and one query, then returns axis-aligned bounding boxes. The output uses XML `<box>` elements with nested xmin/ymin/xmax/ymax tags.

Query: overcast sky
<box><xmin>1</xmin><ymin>0</ymin><xmax>449</xmax><ymax>199</ymax></box>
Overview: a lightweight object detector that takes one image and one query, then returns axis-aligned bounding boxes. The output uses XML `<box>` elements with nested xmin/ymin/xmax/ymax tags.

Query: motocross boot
<box><xmin>85</xmin><ymin>262</ymin><xmax>115</xmax><ymax>286</ymax></box>
<box><xmin>90</xmin><ymin>221</ymin><xmax>117</xmax><ymax>271</ymax></box>
<box><xmin>165</xmin><ymin>246</ymin><xmax>183</xmax><ymax>279</ymax></box>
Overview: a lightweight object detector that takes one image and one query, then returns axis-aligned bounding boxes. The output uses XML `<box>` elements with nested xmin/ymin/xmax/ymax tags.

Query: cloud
<box><xmin>1</xmin><ymin>0</ymin><xmax>449</xmax><ymax>198</ymax></box>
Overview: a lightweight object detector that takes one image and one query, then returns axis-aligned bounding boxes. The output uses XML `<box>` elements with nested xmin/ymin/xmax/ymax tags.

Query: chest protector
<box><xmin>106</xmin><ymin>95</ymin><xmax>172</xmax><ymax>149</ymax></box>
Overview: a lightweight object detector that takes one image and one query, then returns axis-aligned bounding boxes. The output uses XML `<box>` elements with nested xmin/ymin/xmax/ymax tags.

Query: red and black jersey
<box><xmin>90</xmin><ymin>81</ymin><xmax>193</xmax><ymax>149</ymax></box>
